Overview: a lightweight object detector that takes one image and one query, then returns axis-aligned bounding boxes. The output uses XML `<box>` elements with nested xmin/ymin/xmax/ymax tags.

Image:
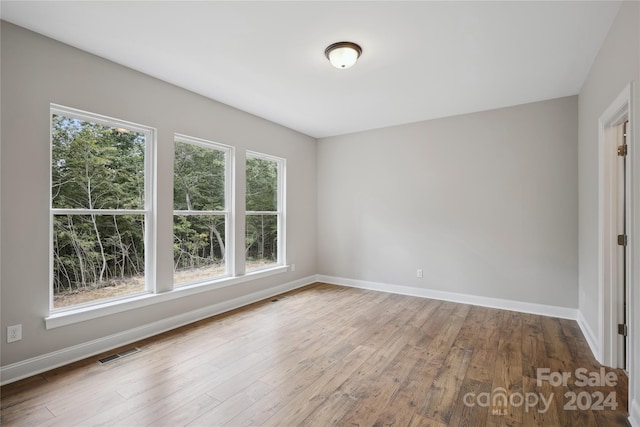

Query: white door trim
<box><xmin>598</xmin><ymin>83</ymin><xmax>632</xmax><ymax>368</ymax></box>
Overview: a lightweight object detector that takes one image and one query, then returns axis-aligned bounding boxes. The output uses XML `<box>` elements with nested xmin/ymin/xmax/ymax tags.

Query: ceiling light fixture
<box><xmin>325</xmin><ymin>42</ymin><xmax>362</xmax><ymax>69</ymax></box>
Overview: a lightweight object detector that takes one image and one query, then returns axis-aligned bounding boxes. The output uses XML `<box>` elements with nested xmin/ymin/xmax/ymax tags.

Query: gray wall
<box><xmin>0</xmin><ymin>22</ymin><xmax>317</xmax><ymax>366</ymax></box>
<box><xmin>317</xmin><ymin>96</ymin><xmax>578</xmax><ymax>308</ymax></box>
<box><xmin>577</xmin><ymin>0</ymin><xmax>640</xmax><ymax>420</ymax></box>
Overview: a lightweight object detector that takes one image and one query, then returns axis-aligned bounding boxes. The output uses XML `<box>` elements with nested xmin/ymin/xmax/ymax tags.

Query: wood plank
<box><xmin>43</xmin><ymin>391</ymin><xmax>127</xmax><ymax>427</ymax></box>
<box><xmin>418</xmin><ymin>345</ymin><xmax>473</xmax><ymax>424</ymax></box>
<box><xmin>0</xmin><ymin>405</ymin><xmax>55</xmax><ymax>426</ymax></box>
<box><xmin>447</xmin><ymin>378</ymin><xmax>491</xmax><ymax>426</ymax></box>
<box><xmin>521</xmin><ymin>313</ymin><xmax>548</xmax><ymax>380</ymax></box>
<box><xmin>153</xmin><ymin>395</ymin><xmax>222</xmax><ymax>427</ymax></box>
<box><xmin>258</xmin><ymin>345</ymin><xmax>374</xmax><ymax>426</ymax></box>
<box><xmin>82</xmin><ymin>366</ymin><xmax>223</xmax><ymax>426</ymax></box>
<box><xmin>487</xmin><ymin>310</ymin><xmax>524</xmax><ymax>426</ymax></box>
<box><xmin>337</xmin><ymin>343</ymin><xmax>424</xmax><ymax>425</ymax></box>
<box><xmin>408</xmin><ymin>413</ymin><xmax>449</xmax><ymax>427</ymax></box>
<box><xmin>521</xmin><ymin>373</ymin><xmax>564</xmax><ymax>427</ymax></box>
<box><xmin>187</xmin><ymin>380</ymin><xmax>272</xmax><ymax>426</ymax></box>
<box><xmin>367</xmin><ymin>356</ymin><xmax>439</xmax><ymax>427</ymax></box>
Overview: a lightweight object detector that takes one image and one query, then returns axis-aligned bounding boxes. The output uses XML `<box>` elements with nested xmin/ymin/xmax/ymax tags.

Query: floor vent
<box><xmin>98</xmin><ymin>347</ymin><xmax>141</xmax><ymax>365</ymax></box>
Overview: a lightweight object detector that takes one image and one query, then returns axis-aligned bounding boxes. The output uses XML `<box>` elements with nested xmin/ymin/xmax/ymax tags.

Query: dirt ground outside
<box><xmin>53</xmin><ymin>260</ymin><xmax>278</xmax><ymax>309</ymax></box>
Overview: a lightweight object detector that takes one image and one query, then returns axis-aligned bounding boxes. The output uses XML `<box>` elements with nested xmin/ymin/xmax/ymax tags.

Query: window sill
<box><xmin>45</xmin><ymin>265</ymin><xmax>289</xmax><ymax>329</ymax></box>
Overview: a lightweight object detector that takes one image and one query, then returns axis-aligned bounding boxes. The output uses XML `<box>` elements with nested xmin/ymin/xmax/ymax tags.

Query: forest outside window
<box><xmin>173</xmin><ymin>135</ymin><xmax>232</xmax><ymax>286</ymax></box>
<box><xmin>50</xmin><ymin>105</ymin><xmax>155</xmax><ymax>311</ymax></box>
<box><xmin>48</xmin><ymin>106</ymin><xmax>288</xmax><ymax>324</ymax></box>
<box><xmin>245</xmin><ymin>151</ymin><xmax>285</xmax><ymax>272</ymax></box>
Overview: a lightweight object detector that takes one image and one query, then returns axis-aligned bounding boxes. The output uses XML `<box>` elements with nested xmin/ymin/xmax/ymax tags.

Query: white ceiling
<box><xmin>1</xmin><ymin>1</ymin><xmax>622</xmax><ymax>138</ymax></box>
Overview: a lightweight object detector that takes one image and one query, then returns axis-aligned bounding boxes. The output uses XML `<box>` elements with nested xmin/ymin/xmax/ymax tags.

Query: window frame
<box><xmin>49</xmin><ymin>104</ymin><xmax>156</xmax><ymax>313</ymax></box>
<box><xmin>245</xmin><ymin>151</ymin><xmax>286</xmax><ymax>271</ymax></box>
<box><xmin>172</xmin><ymin>134</ymin><xmax>234</xmax><ymax>286</ymax></box>
<box><xmin>44</xmin><ymin>106</ymin><xmax>290</xmax><ymax>329</ymax></box>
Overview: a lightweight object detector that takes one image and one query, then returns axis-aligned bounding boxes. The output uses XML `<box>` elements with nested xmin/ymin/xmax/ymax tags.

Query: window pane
<box><xmin>246</xmin><ymin>156</ymin><xmax>277</xmax><ymax>211</ymax></box>
<box><xmin>245</xmin><ymin>214</ymin><xmax>278</xmax><ymax>271</ymax></box>
<box><xmin>53</xmin><ymin>214</ymin><xmax>146</xmax><ymax>309</ymax></box>
<box><xmin>174</xmin><ymin>142</ymin><xmax>225</xmax><ymax>211</ymax></box>
<box><xmin>173</xmin><ymin>215</ymin><xmax>226</xmax><ymax>286</ymax></box>
<box><xmin>51</xmin><ymin>115</ymin><xmax>145</xmax><ymax>210</ymax></box>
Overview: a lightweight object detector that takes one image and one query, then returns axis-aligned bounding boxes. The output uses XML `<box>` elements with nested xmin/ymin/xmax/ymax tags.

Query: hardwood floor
<box><xmin>0</xmin><ymin>283</ymin><xmax>629</xmax><ymax>426</ymax></box>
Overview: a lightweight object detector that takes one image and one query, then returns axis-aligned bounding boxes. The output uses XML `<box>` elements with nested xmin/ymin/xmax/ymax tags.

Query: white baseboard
<box><xmin>0</xmin><ymin>275</ymin><xmax>316</xmax><ymax>386</ymax></box>
<box><xmin>317</xmin><ymin>275</ymin><xmax>578</xmax><ymax>320</ymax></box>
<box><xmin>576</xmin><ymin>310</ymin><xmax>602</xmax><ymax>363</ymax></box>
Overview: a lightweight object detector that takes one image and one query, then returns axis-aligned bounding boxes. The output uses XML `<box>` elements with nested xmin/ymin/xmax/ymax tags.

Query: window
<box><xmin>48</xmin><ymin>106</ymin><xmax>288</xmax><ymax>324</ymax></box>
<box><xmin>245</xmin><ymin>152</ymin><xmax>285</xmax><ymax>272</ymax></box>
<box><xmin>50</xmin><ymin>105</ymin><xmax>155</xmax><ymax>310</ymax></box>
<box><xmin>173</xmin><ymin>135</ymin><xmax>232</xmax><ymax>286</ymax></box>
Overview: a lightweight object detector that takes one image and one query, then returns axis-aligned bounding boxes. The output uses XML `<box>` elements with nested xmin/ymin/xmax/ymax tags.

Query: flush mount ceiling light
<box><xmin>325</xmin><ymin>41</ymin><xmax>362</xmax><ymax>69</ymax></box>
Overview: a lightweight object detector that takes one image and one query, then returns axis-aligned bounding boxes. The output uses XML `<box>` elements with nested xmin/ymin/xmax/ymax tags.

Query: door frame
<box><xmin>598</xmin><ymin>83</ymin><xmax>633</xmax><ymax>369</ymax></box>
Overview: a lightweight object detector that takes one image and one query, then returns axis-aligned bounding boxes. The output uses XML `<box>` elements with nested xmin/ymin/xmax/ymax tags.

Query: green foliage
<box><xmin>245</xmin><ymin>214</ymin><xmax>277</xmax><ymax>263</ymax></box>
<box><xmin>245</xmin><ymin>156</ymin><xmax>279</xmax><ymax>265</ymax></box>
<box><xmin>173</xmin><ymin>142</ymin><xmax>225</xmax><ymax>211</ymax></box>
<box><xmin>53</xmin><ymin>214</ymin><xmax>145</xmax><ymax>293</ymax></box>
<box><xmin>246</xmin><ymin>157</ymin><xmax>277</xmax><ymax>211</ymax></box>
<box><xmin>51</xmin><ymin>115</ymin><xmax>146</xmax><ymax>299</ymax></box>
<box><xmin>52</xmin><ymin>115</ymin><xmax>145</xmax><ymax>210</ymax></box>
<box><xmin>172</xmin><ymin>141</ymin><xmax>227</xmax><ymax>283</ymax></box>
<box><xmin>173</xmin><ymin>215</ymin><xmax>225</xmax><ymax>274</ymax></box>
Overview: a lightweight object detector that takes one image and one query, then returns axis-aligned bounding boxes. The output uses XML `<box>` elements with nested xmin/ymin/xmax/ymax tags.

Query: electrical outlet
<box><xmin>291</xmin><ymin>263</ymin><xmax>296</xmax><ymax>272</ymax></box>
<box><xmin>417</xmin><ymin>269</ymin><xmax>423</xmax><ymax>278</ymax></box>
<box><xmin>7</xmin><ymin>324</ymin><xmax>22</xmax><ymax>343</ymax></box>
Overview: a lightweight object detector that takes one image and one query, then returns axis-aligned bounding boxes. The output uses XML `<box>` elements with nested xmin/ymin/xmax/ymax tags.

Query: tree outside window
<box><xmin>173</xmin><ymin>136</ymin><xmax>231</xmax><ymax>286</ymax></box>
<box><xmin>50</xmin><ymin>107</ymin><xmax>153</xmax><ymax>309</ymax></box>
<box><xmin>245</xmin><ymin>152</ymin><xmax>284</xmax><ymax>272</ymax></box>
